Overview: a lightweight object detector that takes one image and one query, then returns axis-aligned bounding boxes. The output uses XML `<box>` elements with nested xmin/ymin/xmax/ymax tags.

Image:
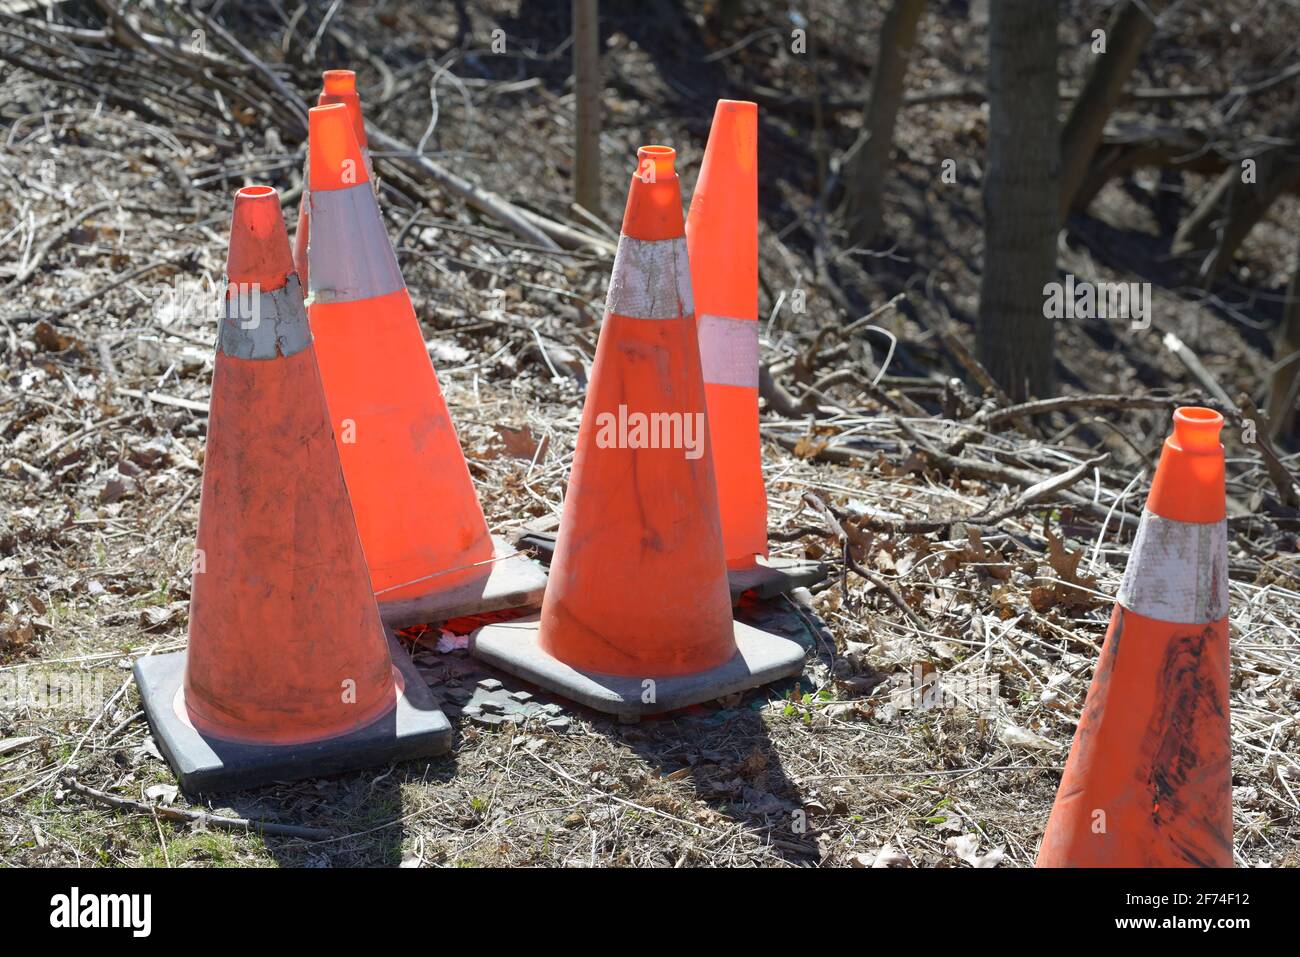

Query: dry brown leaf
<box><xmin>793</xmin><ymin>436</ymin><xmax>828</xmax><ymax>459</ymax></box>
<box><xmin>494</xmin><ymin>425</ymin><xmax>548</xmax><ymax>461</ymax></box>
<box><xmin>1038</xmin><ymin>526</ymin><xmax>1103</xmax><ymax>611</ymax></box>
<box><xmin>32</xmin><ymin>321</ymin><xmax>78</xmax><ymax>352</ymax></box>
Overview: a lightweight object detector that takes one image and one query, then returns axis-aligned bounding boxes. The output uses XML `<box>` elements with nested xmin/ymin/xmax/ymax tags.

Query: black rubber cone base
<box><xmin>468</xmin><ymin>614</ymin><xmax>806</xmax><ymax>717</ymax></box>
<box><xmin>726</xmin><ymin>555</ymin><xmax>829</xmax><ymax>600</ymax></box>
<box><xmin>510</xmin><ymin>525</ymin><xmax>826</xmax><ymax>602</ymax></box>
<box><xmin>379</xmin><ymin>535</ymin><xmax>549</xmax><ymax>629</ymax></box>
<box><xmin>133</xmin><ymin>631</ymin><xmax>451</xmax><ymax>796</ymax></box>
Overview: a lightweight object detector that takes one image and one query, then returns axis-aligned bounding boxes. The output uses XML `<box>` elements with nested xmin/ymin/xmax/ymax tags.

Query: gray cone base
<box><xmin>510</xmin><ymin>527</ymin><xmax>826</xmax><ymax>602</ymax></box>
<box><xmin>727</xmin><ymin>556</ymin><xmax>829</xmax><ymax>600</ymax></box>
<box><xmin>468</xmin><ymin>614</ymin><xmax>806</xmax><ymax>716</ymax></box>
<box><xmin>378</xmin><ymin>535</ymin><xmax>549</xmax><ymax>629</ymax></box>
<box><xmin>132</xmin><ymin>631</ymin><xmax>451</xmax><ymax>796</ymax></box>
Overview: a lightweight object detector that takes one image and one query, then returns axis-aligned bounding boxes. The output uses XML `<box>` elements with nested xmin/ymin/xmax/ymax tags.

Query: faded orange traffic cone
<box><xmin>686</xmin><ymin>99</ymin><xmax>825</xmax><ymax>599</ymax></box>
<box><xmin>470</xmin><ymin>146</ymin><xmax>806</xmax><ymax>715</ymax></box>
<box><xmin>1037</xmin><ymin>407</ymin><xmax>1232</xmax><ymax>867</ymax></box>
<box><xmin>305</xmin><ymin>103</ymin><xmax>547</xmax><ymax>628</ymax></box>
<box><xmin>132</xmin><ymin>185</ymin><xmax>450</xmax><ymax>793</ymax></box>
<box><xmin>293</xmin><ymin>69</ymin><xmax>371</xmax><ymax>290</ymax></box>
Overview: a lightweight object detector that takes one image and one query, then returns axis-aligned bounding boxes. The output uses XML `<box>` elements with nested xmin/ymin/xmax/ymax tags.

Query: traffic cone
<box><xmin>1037</xmin><ymin>407</ymin><xmax>1233</xmax><ymax>867</ymax></box>
<box><xmin>305</xmin><ymin>102</ymin><xmax>547</xmax><ymax>628</ymax></box>
<box><xmin>686</xmin><ymin>99</ymin><xmax>826</xmax><ymax>599</ymax></box>
<box><xmin>470</xmin><ymin>146</ymin><xmax>806</xmax><ymax>716</ymax></box>
<box><xmin>292</xmin><ymin>69</ymin><xmax>372</xmax><ymax>291</ymax></box>
<box><xmin>132</xmin><ymin>185</ymin><xmax>451</xmax><ymax>794</ymax></box>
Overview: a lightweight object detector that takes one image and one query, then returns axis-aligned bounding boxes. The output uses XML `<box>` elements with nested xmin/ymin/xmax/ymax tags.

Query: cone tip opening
<box><xmin>316</xmin><ymin>76</ymin><xmax>368</xmax><ymax>149</ymax></box>
<box><xmin>235</xmin><ymin>184</ymin><xmax>277</xmax><ymax>203</ymax></box>
<box><xmin>308</xmin><ymin>102</ymin><xmax>368</xmax><ymax>190</ymax></box>
<box><xmin>227</xmin><ymin>184</ymin><xmax>293</xmax><ymax>289</ymax></box>
<box><xmin>624</xmin><ymin>146</ymin><xmax>685</xmax><ymax>240</ymax></box>
<box><xmin>322</xmin><ymin>69</ymin><xmax>356</xmax><ymax>94</ymax></box>
<box><xmin>1172</xmin><ymin>406</ymin><xmax>1224</xmax><ymax>452</ymax></box>
<box><xmin>637</xmin><ymin>145</ymin><xmax>677</xmax><ymax>180</ymax></box>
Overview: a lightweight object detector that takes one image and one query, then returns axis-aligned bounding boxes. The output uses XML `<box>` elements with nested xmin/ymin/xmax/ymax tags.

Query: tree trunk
<box><xmin>978</xmin><ymin>0</ymin><xmax>1060</xmax><ymax>402</ymax></box>
<box><xmin>1172</xmin><ymin>93</ymin><xmax>1300</xmax><ymax>283</ymax></box>
<box><xmin>1267</xmin><ymin>233</ymin><xmax>1300</xmax><ymax>440</ymax></box>
<box><xmin>572</xmin><ymin>0</ymin><xmax>602</xmax><ymax>215</ymax></box>
<box><xmin>1059</xmin><ymin>0</ymin><xmax>1163</xmax><ymax>216</ymax></box>
<box><xmin>841</xmin><ymin>0</ymin><xmax>926</xmax><ymax>248</ymax></box>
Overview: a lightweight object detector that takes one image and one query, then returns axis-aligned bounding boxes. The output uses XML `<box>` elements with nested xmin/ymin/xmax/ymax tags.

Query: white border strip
<box><xmin>1116</xmin><ymin>509</ymin><xmax>1229</xmax><ymax>624</ymax></box>
<box><xmin>605</xmin><ymin>235</ymin><xmax>694</xmax><ymax>320</ymax></box>
<box><xmin>219</xmin><ymin>274</ymin><xmax>311</xmax><ymax>359</ymax></box>
<box><xmin>307</xmin><ymin>181</ymin><xmax>405</xmax><ymax>305</ymax></box>
<box><xmin>698</xmin><ymin>313</ymin><xmax>759</xmax><ymax>388</ymax></box>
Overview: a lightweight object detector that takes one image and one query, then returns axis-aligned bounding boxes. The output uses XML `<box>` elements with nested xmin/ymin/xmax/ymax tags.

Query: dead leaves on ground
<box><xmin>1029</xmin><ymin>526</ymin><xmax>1103</xmax><ymax>614</ymax></box>
<box><xmin>950</xmin><ymin>527</ymin><xmax>1011</xmax><ymax>580</ymax></box>
<box><xmin>0</xmin><ymin>612</ymin><xmax>35</xmax><ymax>660</ymax></box>
<box><xmin>807</xmin><ymin>491</ymin><xmax>1108</xmax><ymax>636</ymax></box>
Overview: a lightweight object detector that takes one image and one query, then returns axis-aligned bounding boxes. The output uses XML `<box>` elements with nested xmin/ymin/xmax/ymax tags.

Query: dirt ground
<box><xmin>1</xmin><ymin>1</ymin><xmax>1298</xmax><ymax>867</ymax></box>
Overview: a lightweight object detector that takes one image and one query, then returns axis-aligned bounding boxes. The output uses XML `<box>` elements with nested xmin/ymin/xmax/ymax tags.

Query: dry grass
<box><xmin>1</xmin><ymin>0</ymin><xmax>1297</xmax><ymax>868</ymax></box>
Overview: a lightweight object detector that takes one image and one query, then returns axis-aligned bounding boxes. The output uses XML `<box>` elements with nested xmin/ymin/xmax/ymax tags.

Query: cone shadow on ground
<box><xmin>219</xmin><ymin>638</ymin><xmax>464</xmax><ymax>868</ymax></box>
<box><xmin>223</xmin><ymin>749</ymin><xmax>459</xmax><ymax>868</ymax></box>
<box><xmin>616</xmin><ymin>703</ymin><xmax>812</xmax><ymax>865</ymax></box>
<box><xmin>603</xmin><ymin>594</ymin><xmax>832</xmax><ymax>865</ymax></box>
<box><xmin>466</xmin><ymin>594</ymin><xmax>833</xmax><ymax>865</ymax></box>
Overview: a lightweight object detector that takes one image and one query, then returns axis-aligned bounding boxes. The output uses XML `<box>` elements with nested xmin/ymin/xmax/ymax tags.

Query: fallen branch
<box><xmin>838</xmin><ymin>454</ymin><xmax>1106</xmax><ymax>536</ymax></box>
<box><xmin>3</xmin><ymin>200</ymin><xmax>120</xmax><ymax>293</ymax></box>
<box><xmin>1059</xmin><ymin>0</ymin><xmax>1163</xmax><ymax>216</ymax></box>
<box><xmin>775</xmin><ymin>429</ymin><xmax>1137</xmax><ymax>530</ymax></box>
<box><xmin>183</xmin><ymin>6</ymin><xmax>310</xmax><ymax>137</ymax></box>
<box><xmin>975</xmin><ymin>392</ymin><xmax>1199</xmax><ymax>429</ymax></box>
<box><xmin>64</xmin><ymin>777</ymin><xmax>335</xmax><ymax>840</ymax></box>
<box><xmin>1237</xmin><ymin>394</ymin><xmax>1300</xmax><ymax>509</ymax></box>
<box><xmin>917</xmin><ymin>305</ymin><xmax>1014</xmax><ymax>409</ymax></box>
<box><xmin>368</xmin><ymin>129</ymin><xmax>561</xmax><ymax>250</ymax></box>
<box><xmin>69</xmin><ymin>8</ymin><xmax>582</xmax><ymax>253</ymax></box>
<box><xmin>760</xmin><ymin>364</ymin><xmax>818</xmax><ymax>418</ymax></box>
<box><xmin>1162</xmin><ymin>332</ymin><xmax>1237</xmax><ymax>409</ymax></box>
<box><xmin>1170</xmin><ymin>96</ymin><xmax>1300</xmax><ymax>283</ymax></box>
<box><xmin>803</xmin><ymin>492</ymin><xmax>926</xmax><ymax>628</ymax></box>
<box><xmin>514</xmin><ymin>205</ymin><xmax>617</xmax><ymax>256</ymax></box>
<box><xmin>115</xmin><ymin>387</ymin><xmax>210</xmax><ymax>414</ymax></box>
<box><xmin>10</xmin><ymin>258</ymin><xmax>186</xmax><ymax>325</ymax></box>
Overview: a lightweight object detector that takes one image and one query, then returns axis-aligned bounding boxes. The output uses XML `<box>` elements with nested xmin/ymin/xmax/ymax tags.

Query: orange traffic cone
<box><xmin>1037</xmin><ymin>407</ymin><xmax>1232</xmax><ymax>867</ymax></box>
<box><xmin>304</xmin><ymin>102</ymin><xmax>547</xmax><ymax>628</ymax></box>
<box><xmin>293</xmin><ymin>69</ymin><xmax>371</xmax><ymax>291</ymax></box>
<box><xmin>470</xmin><ymin>146</ymin><xmax>806</xmax><ymax>716</ymax></box>
<box><xmin>686</xmin><ymin>99</ymin><xmax>826</xmax><ymax>599</ymax></box>
<box><xmin>132</xmin><ymin>185</ymin><xmax>450</xmax><ymax>793</ymax></box>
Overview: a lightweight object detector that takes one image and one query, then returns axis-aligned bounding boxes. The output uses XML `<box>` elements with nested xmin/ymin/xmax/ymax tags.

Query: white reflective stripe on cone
<box><xmin>1116</xmin><ymin>509</ymin><xmax>1229</xmax><ymax>624</ymax></box>
<box><xmin>218</xmin><ymin>274</ymin><xmax>312</xmax><ymax>360</ymax></box>
<box><xmin>698</xmin><ymin>313</ymin><xmax>759</xmax><ymax>389</ymax></box>
<box><xmin>604</xmin><ymin>235</ymin><xmax>694</xmax><ymax>320</ymax></box>
<box><xmin>307</xmin><ymin>181</ymin><xmax>405</xmax><ymax>305</ymax></box>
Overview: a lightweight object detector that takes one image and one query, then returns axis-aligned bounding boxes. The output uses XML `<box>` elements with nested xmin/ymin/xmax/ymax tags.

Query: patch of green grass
<box><xmin>131</xmin><ymin>575</ymin><xmax>172</xmax><ymax>608</ymax></box>
<box><xmin>781</xmin><ymin>688</ymin><xmax>832</xmax><ymax>724</ymax></box>
<box><xmin>920</xmin><ymin>796</ymin><xmax>954</xmax><ymax>827</ymax></box>
<box><xmin>134</xmin><ymin>829</ymin><xmax>258</xmax><ymax>868</ymax></box>
<box><xmin>46</xmin><ymin>593</ymin><xmax>73</xmax><ymax>621</ymax></box>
